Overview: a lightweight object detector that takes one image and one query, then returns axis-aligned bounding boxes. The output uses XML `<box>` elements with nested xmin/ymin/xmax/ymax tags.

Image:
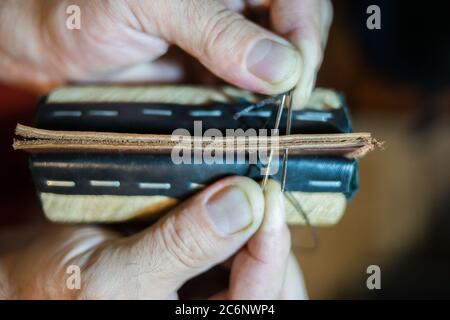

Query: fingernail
<box><xmin>247</xmin><ymin>39</ymin><xmax>300</xmax><ymax>84</ymax></box>
<box><xmin>206</xmin><ymin>186</ymin><xmax>253</xmax><ymax>235</ymax></box>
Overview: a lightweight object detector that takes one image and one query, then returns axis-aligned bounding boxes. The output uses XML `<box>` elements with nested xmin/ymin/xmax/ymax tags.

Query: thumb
<box><xmin>82</xmin><ymin>176</ymin><xmax>265</xmax><ymax>299</ymax></box>
<box><xmin>135</xmin><ymin>0</ymin><xmax>302</xmax><ymax>94</ymax></box>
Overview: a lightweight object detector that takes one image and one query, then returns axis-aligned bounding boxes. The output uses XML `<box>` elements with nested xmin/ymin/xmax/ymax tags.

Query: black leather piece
<box><xmin>30</xmin><ymin>94</ymin><xmax>359</xmax><ymax>200</ymax></box>
<box><xmin>35</xmin><ymin>98</ymin><xmax>353</xmax><ymax>134</ymax></box>
<box><xmin>31</xmin><ymin>153</ymin><xmax>358</xmax><ymax>199</ymax></box>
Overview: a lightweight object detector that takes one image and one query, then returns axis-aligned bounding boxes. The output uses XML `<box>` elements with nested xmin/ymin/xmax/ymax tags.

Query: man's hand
<box><xmin>1</xmin><ymin>177</ymin><xmax>307</xmax><ymax>299</ymax></box>
<box><xmin>0</xmin><ymin>0</ymin><xmax>332</xmax><ymax>107</ymax></box>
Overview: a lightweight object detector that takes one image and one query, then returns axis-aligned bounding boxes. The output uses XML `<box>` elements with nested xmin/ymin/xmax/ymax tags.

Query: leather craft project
<box><xmin>13</xmin><ymin>86</ymin><xmax>379</xmax><ymax>225</ymax></box>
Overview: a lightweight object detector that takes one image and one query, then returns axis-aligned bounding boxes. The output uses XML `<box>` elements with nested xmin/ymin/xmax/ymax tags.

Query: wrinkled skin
<box><xmin>1</xmin><ymin>178</ymin><xmax>307</xmax><ymax>299</ymax></box>
<box><xmin>0</xmin><ymin>0</ymin><xmax>332</xmax><ymax>107</ymax></box>
<box><xmin>0</xmin><ymin>0</ymin><xmax>332</xmax><ymax>299</ymax></box>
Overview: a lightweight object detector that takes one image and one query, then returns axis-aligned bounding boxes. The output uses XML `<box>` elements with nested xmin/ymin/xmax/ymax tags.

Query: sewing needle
<box><xmin>280</xmin><ymin>90</ymin><xmax>293</xmax><ymax>192</ymax></box>
<box><xmin>261</xmin><ymin>93</ymin><xmax>287</xmax><ymax>190</ymax></box>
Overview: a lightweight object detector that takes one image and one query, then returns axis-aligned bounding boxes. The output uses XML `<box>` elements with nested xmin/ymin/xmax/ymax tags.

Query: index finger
<box><xmin>271</xmin><ymin>0</ymin><xmax>333</xmax><ymax>108</ymax></box>
<box><xmin>227</xmin><ymin>180</ymin><xmax>292</xmax><ymax>299</ymax></box>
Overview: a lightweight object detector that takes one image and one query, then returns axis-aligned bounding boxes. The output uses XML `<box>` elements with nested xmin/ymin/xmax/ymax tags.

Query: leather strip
<box><xmin>30</xmin><ymin>154</ymin><xmax>359</xmax><ymax>199</ymax></box>
<box><xmin>12</xmin><ymin>89</ymin><xmax>381</xmax><ymax>209</ymax></box>
<box><xmin>13</xmin><ymin>124</ymin><xmax>376</xmax><ymax>158</ymax></box>
<box><xmin>35</xmin><ymin>97</ymin><xmax>352</xmax><ymax>134</ymax></box>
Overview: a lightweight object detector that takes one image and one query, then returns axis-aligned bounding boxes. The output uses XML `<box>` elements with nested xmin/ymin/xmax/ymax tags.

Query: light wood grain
<box><xmin>40</xmin><ymin>192</ymin><xmax>346</xmax><ymax>226</ymax></box>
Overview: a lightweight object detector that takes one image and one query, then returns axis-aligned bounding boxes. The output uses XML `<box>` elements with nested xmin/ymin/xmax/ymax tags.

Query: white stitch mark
<box><xmin>88</xmin><ymin>110</ymin><xmax>118</xmax><ymax>117</ymax></box>
<box><xmin>142</xmin><ymin>109</ymin><xmax>173</xmax><ymax>116</ymax></box>
<box><xmin>190</xmin><ymin>182</ymin><xmax>205</xmax><ymax>189</ymax></box>
<box><xmin>296</xmin><ymin>111</ymin><xmax>333</xmax><ymax>122</ymax></box>
<box><xmin>138</xmin><ymin>182</ymin><xmax>171</xmax><ymax>190</ymax></box>
<box><xmin>53</xmin><ymin>111</ymin><xmax>82</xmax><ymax>117</ymax></box>
<box><xmin>46</xmin><ymin>180</ymin><xmax>76</xmax><ymax>187</ymax></box>
<box><xmin>241</xmin><ymin>111</ymin><xmax>272</xmax><ymax>118</ymax></box>
<box><xmin>189</xmin><ymin>110</ymin><xmax>222</xmax><ymax>117</ymax></box>
<box><xmin>89</xmin><ymin>180</ymin><xmax>120</xmax><ymax>187</ymax></box>
<box><xmin>308</xmin><ymin>180</ymin><xmax>342</xmax><ymax>188</ymax></box>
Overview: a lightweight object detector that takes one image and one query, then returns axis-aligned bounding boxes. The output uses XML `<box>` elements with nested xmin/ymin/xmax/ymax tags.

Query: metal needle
<box><xmin>280</xmin><ymin>90</ymin><xmax>293</xmax><ymax>192</ymax></box>
<box><xmin>261</xmin><ymin>93</ymin><xmax>286</xmax><ymax>190</ymax></box>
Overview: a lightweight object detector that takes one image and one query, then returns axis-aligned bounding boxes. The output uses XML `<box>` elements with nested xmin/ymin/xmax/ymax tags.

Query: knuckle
<box><xmin>158</xmin><ymin>213</ymin><xmax>213</xmax><ymax>273</ymax></box>
<box><xmin>199</xmin><ymin>8</ymin><xmax>244</xmax><ymax>60</ymax></box>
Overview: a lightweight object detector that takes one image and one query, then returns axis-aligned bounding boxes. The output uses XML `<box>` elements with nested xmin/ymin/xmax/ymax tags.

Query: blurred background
<box><xmin>0</xmin><ymin>0</ymin><xmax>449</xmax><ymax>298</ymax></box>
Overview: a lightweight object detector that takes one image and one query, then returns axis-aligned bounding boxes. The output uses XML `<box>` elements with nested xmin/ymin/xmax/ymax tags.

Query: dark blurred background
<box><xmin>1</xmin><ymin>0</ymin><xmax>449</xmax><ymax>299</ymax></box>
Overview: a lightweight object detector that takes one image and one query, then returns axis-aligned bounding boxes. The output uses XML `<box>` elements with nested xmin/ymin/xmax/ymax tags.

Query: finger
<box><xmin>3</xmin><ymin>224</ymin><xmax>119</xmax><ymax>299</ymax></box>
<box><xmin>78</xmin><ymin>60</ymin><xmax>184</xmax><ymax>83</ymax></box>
<box><xmin>82</xmin><ymin>176</ymin><xmax>265</xmax><ymax>299</ymax></box>
<box><xmin>221</xmin><ymin>0</ymin><xmax>246</xmax><ymax>12</ymax></box>
<box><xmin>319</xmin><ymin>0</ymin><xmax>333</xmax><ymax>47</ymax></box>
<box><xmin>135</xmin><ymin>0</ymin><xmax>302</xmax><ymax>94</ymax></box>
<box><xmin>280</xmin><ymin>253</ymin><xmax>308</xmax><ymax>299</ymax></box>
<box><xmin>228</xmin><ymin>180</ymin><xmax>291</xmax><ymax>299</ymax></box>
<box><xmin>217</xmin><ymin>254</ymin><xmax>308</xmax><ymax>300</ymax></box>
<box><xmin>0</xmin><ymin>54</ymin><xmax>62</xmax><ymax>93</ymax></box>
<box><xmin>305</xmin><ymin>87</ymin><xmax>342</xmax><ymax>110</ymax></box>
<box><xmin>271</xmin><ymin>0</ymin><xmax>333</xmax><ymax>108</ymax></box>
